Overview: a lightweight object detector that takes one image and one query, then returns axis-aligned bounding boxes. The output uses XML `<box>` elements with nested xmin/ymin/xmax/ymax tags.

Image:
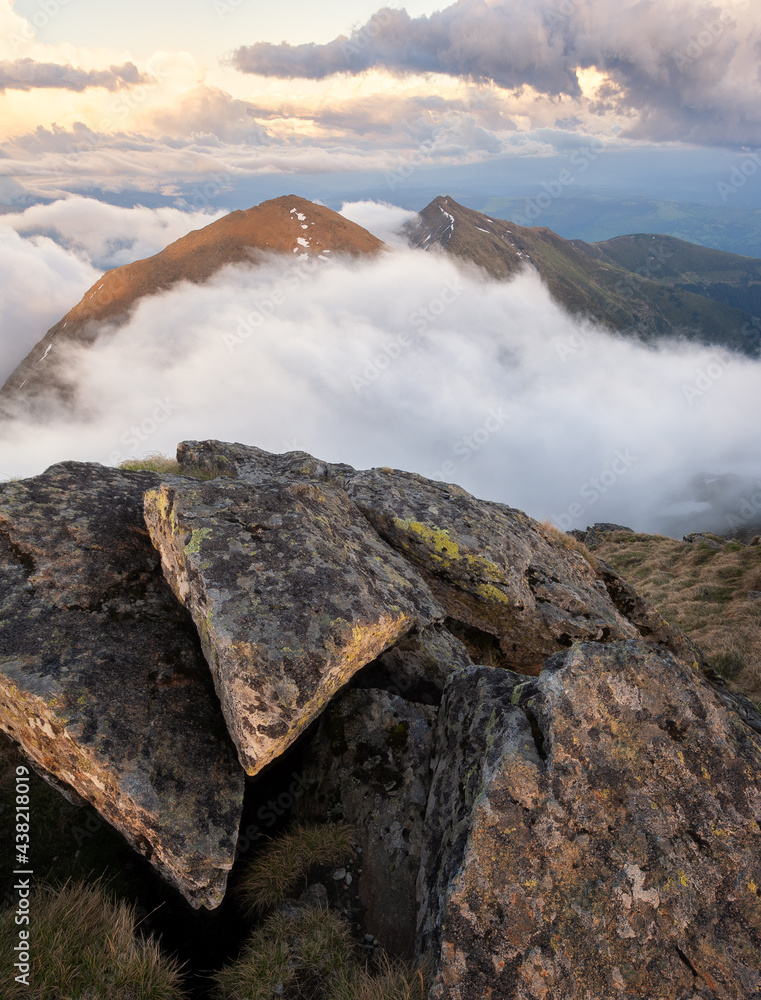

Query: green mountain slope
<box><xmin>407</xmin><ymin>197</ymin><xmax>761</xmax><ymax>354</ymax></box>
<box><xmin>578</xmin><ymin>233</ymin><xmax>761</xmax><ymax>317</ymax></box>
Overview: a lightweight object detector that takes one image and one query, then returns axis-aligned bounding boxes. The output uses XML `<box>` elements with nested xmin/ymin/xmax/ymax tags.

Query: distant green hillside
<box><xmin>473</xmin><ymin>195</ymin><xmax>761</xmax><ymax>259</ymax></box>
<box><xmin>408</xmin><ymin>197</ymin><xmax>761</xmax><ymax>355</ymax></box>
<box><xmin>579</xmin><ymin>233</ymin><xmax>761</xmax><ymax>317</ymax></box>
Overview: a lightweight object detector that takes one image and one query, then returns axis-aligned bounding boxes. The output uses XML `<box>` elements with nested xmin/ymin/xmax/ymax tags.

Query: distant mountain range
<box><xmin>3</xmin><ymin>194</ymin><xmax>760</xmax><ymax>416</ymax></box>
<box><xmin>466</xmin><ymin>194</ymin><xmax>761</xmax><ymax>259</ymax></box>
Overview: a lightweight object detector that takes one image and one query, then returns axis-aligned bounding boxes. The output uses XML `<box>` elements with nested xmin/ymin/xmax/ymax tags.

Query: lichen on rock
<box><xmin>144</xmin><ymin>471</ymin><xmax>443</xmax><ymax>776</ymax></box>
<box><xmin>420</xmin><ymin>640</ymin><xmax>761</xmax><ymax>998</ymax></box>
<box><xmin>0</xmin><ymin>463</ymin><xmax>244</xmax><ymax>908</ymax></box>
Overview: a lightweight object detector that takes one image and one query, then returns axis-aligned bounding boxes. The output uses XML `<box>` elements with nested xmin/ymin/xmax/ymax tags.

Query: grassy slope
<box><xmin>587</xmin><ymin>233</ymin><xmax>761</xmax><ymax>285</ymax></box>
<box><xmin>476</xmin><ymin>195</ymin><xmax>761</xmax><ymax>258</ymax></box>
<box><xmin>420</xmin><ymin>198</ymin><xmax>761</xmax><ymax>353</ymax></box>
<box><xmin>592</xmin><ymin>530</ymin><xmax>761</xmax><ymax>707</ymax></box>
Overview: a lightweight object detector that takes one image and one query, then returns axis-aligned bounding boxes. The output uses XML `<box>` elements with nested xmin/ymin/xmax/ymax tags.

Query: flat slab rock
<box><xmin>0</xmin><ymin>463</ymin><xmax>244</xmax><ymax>908</ymax></box>
<box><xmin>420</xmin><ymin>640</ymin><xmax>761</xmax><ymax>999</ymax></box>
<box><xmin>177</xmin><ymin>441</ymin><xmax>642</xmax><ymax>673</ymax></box>
<box><xmin>144</xmin><ymin>474</ymin><xmax>443</xmax><ymax>776</ymax></box>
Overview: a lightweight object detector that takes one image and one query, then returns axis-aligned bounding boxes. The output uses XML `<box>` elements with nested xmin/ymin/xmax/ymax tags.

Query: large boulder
<box><xmin>144</xmin><ymin>474</ymin><xmax>443</xmax><ymax>776</ymax></box>
<box><xmin>0</xmin><ymin>463</ymin><xmax>245</xmax><ymax>908</ymax></box>
<box><xmin>419</xmin><ymin>641</ymin><xmax>761</xmax><ymax>999</ymax></box>
<box><xmin>176</xmin><ymin>441</ymin><xmax>642</xmax><ymax>675</ymax></box>
<box><xmin>342</xmin><ymin>467</ymin><xmax>640</xmax><ymax>672</ymax></box>
<box><xmin>296</xmin><ymin>687</ymin><xmax>437</xmax><ymax>959</ymax></box>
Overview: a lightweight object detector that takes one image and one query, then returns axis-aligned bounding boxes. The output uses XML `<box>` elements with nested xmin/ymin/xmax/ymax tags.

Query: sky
<box><xmin>3</xmin><ymin>0</ymin><xmax>761</xmax><ymax>211</ymax></box>
<box><xmin>1</xmin><ymin>0</ymin><xmax>760</xmax><ymax>534</ymax></box>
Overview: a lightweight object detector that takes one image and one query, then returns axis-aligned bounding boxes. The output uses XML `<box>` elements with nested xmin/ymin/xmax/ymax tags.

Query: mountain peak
<box><xmin>1</xmin><ymin>197</ymin><xmax>385</xmax><ymax>412</ymax></box>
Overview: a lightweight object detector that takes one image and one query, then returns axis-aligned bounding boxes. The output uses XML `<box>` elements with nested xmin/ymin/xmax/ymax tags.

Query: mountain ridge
<box><xmin>1</xmin><ymin>195</ymin><xmax>384</xmax><ymax>412</ymax></box>
<box><xmin>408</xmin><ymin>195</ymin><xmax>761</xmax><ymax>353</ymax></box>
<box><xmin>3</xmin><ymin>193</ymin><xmax>761</xmax><ymax>417</ymax></box>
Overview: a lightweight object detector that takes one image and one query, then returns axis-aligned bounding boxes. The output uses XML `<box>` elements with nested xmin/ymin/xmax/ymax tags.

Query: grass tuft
<box><xmin>117</xmin><ymin>452</ymin><xmax>232</xmax><ymax>481</ymax></box>
<box><xmin>539</xmin><ymin>519</ymin><xmax>598</xmax><ymax>571</ymax></box>
<box><xmin>0</xmin><ymin>880</ymin><xmax>185</xmax><ymax>999</ymax></box>
<box><xmin>237</xmin><ymin>823</ymin><xmax>357</xmax><ymax>916</ymax></box>
<box><xmin>212</xmin><ymin>906</ymin><xmax>428</xmax><ymax>1000</ymax></box>
<box><xmin>328</xmin><ymin>953</ymin><xmax>430</xmax><ymax>1000</ymax></box>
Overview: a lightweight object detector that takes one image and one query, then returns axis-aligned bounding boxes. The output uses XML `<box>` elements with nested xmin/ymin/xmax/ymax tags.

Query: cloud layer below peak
<box><xmin>1</xmin><ymin>201</ymin><xmax>759</xmax><ymax>539</ymax></box>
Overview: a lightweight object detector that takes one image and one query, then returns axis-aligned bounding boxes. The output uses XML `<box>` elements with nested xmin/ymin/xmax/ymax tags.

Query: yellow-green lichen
<box><xmin>476</xmin><ymin>583</ymin><xmax>510</xmax><ymax>605</ymax></box>
<box><xmin>392</xmin><ymin>519</ymin><xmax>508</xmax><ymax>586</ymax></box>
<box><xmin>184</xmin><ymin>527</ymin><xmax>212</xmax><ymax>556</ymax></box>
<box><xmin>393</xmin><ymin>519</ymin><xmax>461</xmax><ymax>562</ymax></box>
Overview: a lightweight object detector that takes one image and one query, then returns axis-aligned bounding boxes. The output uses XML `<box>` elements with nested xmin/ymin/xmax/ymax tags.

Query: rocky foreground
<box><xmin>1</xmin><ymin>440</ymin><xmax>760</xmax><ymax>997</ymax></box>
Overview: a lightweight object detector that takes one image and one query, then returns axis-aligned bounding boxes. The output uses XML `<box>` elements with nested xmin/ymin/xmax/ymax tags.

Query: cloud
<box><xmin>0</xmin><ymin>110</ymin><xmax>514</xmax><ymax>203</ymax></box>
<box><xmin>232</xmin><ymin>4</ymin><xmax>577</xmax><ymax>93</ymax></box>
<box><xmin>0</xmin><ymin>58</ymin><xmax>146</xmax><ymax>93</ymax></box>
<box><xmin>1</xmin><ymin>203</ymin><xmax>758</xmax><ymax>538</ymax></box>
<box><xmin>231</xmin><ymin>0</ymin><xmax>761</xmax><ymax>146</ymax></box>
<box><xmin>0</xmin><ymin>227</ymin><xmax>99</xmax><ymax>384</ymax></box>
<box><xmin>145</xmin><ymin>86</ymin><xmax>272</xmax><ymax>145</ymax></box>
<box><xmin>339</xmin><ymin>201</ymin><xmax>418</xmax><ymax>246</ymax></box>
<box><xmin>3</xmin><ymin>197</ymin><xmax>226</xmax><ymax>270</ymax></box>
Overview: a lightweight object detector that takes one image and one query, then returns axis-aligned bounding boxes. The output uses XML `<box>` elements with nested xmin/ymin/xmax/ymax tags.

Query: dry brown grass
<box><xmin>593</xmin><ymin>530</ymin><xmax>761</xmax><ymax>706</ymax></box>
<box><xmin>212</xmin><ymin>908</ymin><xmax>428</xmax><ymax>1000</ymax></box>
<box><xmin>237</xmin><ymin>823</ymin><xmax>357</xmax><ymax>916</ymax></box>
<box><xmin>540</xmin><ymin>519</ymin><xmax>599</xmax><ymax>571</ymax></box>
<box><xmin>0</xmin><ymin>880</ymin><xmax>185</xmax><ymax>999</ymax></box>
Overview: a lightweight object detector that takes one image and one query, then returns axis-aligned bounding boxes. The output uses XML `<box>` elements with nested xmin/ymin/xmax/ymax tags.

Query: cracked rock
<box><xmin>144</xmin><ymin>472</ymin><xmax>443</xmax><ymax>775</ymax></box>
<box><xmin>419</xmin><ymin>640</ymin><xmax>761</xmax><ymax>999</ymax></box>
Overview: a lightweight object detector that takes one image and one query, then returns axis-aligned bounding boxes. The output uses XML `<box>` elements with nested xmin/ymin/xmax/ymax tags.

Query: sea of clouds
<box><xmin>1</xmin><ymin>197</ymin><xmax>759</xmax><ymax>537</ymax></box>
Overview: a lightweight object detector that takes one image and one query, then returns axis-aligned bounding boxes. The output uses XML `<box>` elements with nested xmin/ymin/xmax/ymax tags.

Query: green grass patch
<box><xmin>118</xmin><ymin>452</ymin><xmax>232</xmax><ymax>481</ymax></box>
